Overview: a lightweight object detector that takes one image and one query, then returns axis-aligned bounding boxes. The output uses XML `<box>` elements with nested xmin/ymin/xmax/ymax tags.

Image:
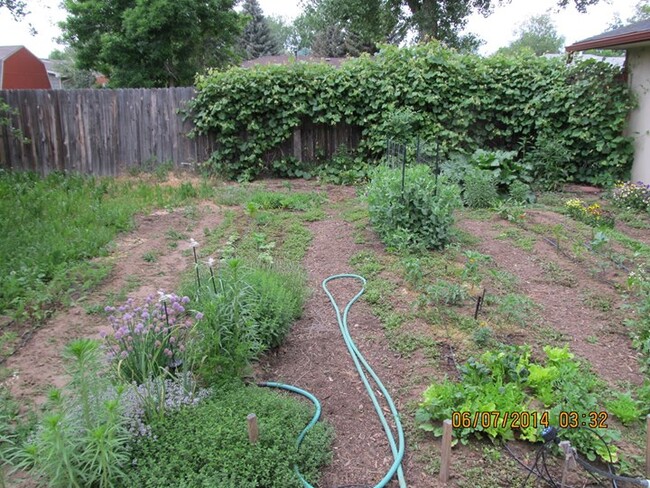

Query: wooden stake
<box><xmin>559</xmin><ymin>440</ymin><xmax>575</xmax><ymax>488</ymax></box>
<box><xmin>439</xmin><ymin>419</ymin><xmax>453</xmax><ymax>483</ymax></box>
<box><xmin>646</xmin><ymin>414</ymin><xmax>650</xmax><ymax>477</ymax></box>
<box><xmin>247</xmin><ymin>413</ymin><xmax>258</xmax><ymax>444</ymax></box>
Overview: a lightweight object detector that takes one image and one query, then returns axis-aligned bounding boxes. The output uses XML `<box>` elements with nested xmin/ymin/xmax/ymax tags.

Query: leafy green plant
<box><xmin>606</xmin><ymin>391</ymin><xmax>641</xmax><ymax>425</ymax></box>
<box><xmin>462</xmin><ymin>168</ymin><xmax>499</xmax><ymax>208</ymax></box>
<box><xmin>565</xmin><ymin>198</ymin><xmax>615</xmax><ymax>228</ymax></box>
<box><xmin>508</xmin><ymin>180</ymin><xmax>533</xmax><ymax>204</ymax></box>
<box><xmin>416</xmin><ymin>344</ymin><xmax>619</xmax><ymax>462</ymax></box>
<box><xmin>470</xmin><ymin>149</ymin><xmax>531</xmax><ymax>190</ymax></box>
<box><xmin>367</xmin><ymin>165</ymin><xmax>462</xmax><ymax>250</ymax></box>
<box><xmin>12</xmin><ymin>339</ymin><xmax>129</xmax><ymax>488</ymax></box>
<box><xmin>191</xmin><ymin>44</ymin><xmax>633</xmax><ymax>184</ymax></box>
<box><xmin>317</xmin><ymin>147</ymin><xmax>371</xmax><ymax>185</ymax></box>
<box><xmin>126</xmin><ymin>383</ymin><xmax>333</xmax><ymax>488</ymax></box>
<box><xmin>425</xmin><ymin>280</ymin><xmax>468</xmax><ymax>306</ymax></box>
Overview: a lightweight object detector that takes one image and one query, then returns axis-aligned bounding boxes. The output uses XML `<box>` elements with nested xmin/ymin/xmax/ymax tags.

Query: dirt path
<box><xmin>255</xmin><ymin>201</ymin><xmax>438</xmax><ymax>488</ymax></box>
<box><xmin>4</xmin><ymin>203</ymin><xmax>223</xmax><ymax>404</ymax></box>
<box><xmin>457</xmin><ymin>214</ymin><xmax>643</xmax><ymax>387</ymax></box>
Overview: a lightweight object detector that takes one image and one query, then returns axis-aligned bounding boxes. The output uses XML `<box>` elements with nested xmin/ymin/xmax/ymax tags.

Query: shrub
<box><xmin>125</xmin><ymin>383</ymin><xmax>333</xmax><ymax>488</ymax></box>
<box><xmin>611</xmin><ymin>181</ymin><xmax>650</xmax><ymax>212</ymax></box>
<box><xmin>508</xmin><ymin>180</ymin><xmax>533</xmax><ymax>204</ymax></box>
<box><xmin>367</xmin><ymin>164</ymin><xmax>462</xmax><ymax>250</ymax></box>
<box><xmin>103</xmin><ymin>293</ymin><xmax>201</xmax><ymax>385</ymax></box>
<box><xmin>564</xmin><ymin>198</ymin><xmax>615</xmax><ymax>228</ymax></box>
<box><xmin>522</xmin><ymin>135</ymin><xmax>573</xmax><ymax>191</ymax></box>
<box><xmin>462</xmin><ymin>168</ymin><xmax>499</xmax><ymax>208</ymax></box>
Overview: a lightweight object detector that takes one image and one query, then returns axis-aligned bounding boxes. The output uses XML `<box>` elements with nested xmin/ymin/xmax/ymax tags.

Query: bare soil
<box><xmin>3</xmin><ymin>202</ymin><xmax>223</xmax><ymax>405</ymax></box>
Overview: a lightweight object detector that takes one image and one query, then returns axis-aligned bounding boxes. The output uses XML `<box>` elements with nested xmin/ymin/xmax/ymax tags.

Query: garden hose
<box><xmin>262</xmin><ymin>274</ymin><xmax>407</xmax><ymax>488</ymax></box>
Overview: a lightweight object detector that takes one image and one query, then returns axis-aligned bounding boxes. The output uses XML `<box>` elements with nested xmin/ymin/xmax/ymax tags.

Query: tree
<box><xmin>296</xmin><ymin>0</ymin><xmax>406</xmax><ymax>55</ymax></box>
<box><xmin>297</xmin><ymin>0</ymin><xmax>604</xmax><ymax>52</ymax></box>
<box><xmin>239</xmin><ymin>0</ymin><xmax>280</xmax><ymax>59</ymax></box>
<box><xmin>609</xmin><ymin>0</ymin><xmax>650</xmax><ymax>30</ymax></box>
<box><xmin>496</xmin><ymin>14</ymin><xmax>565</xmax><ymax>56</ymax></box>
<box><xmin>60</xmin><ymin>0</ymin><xmax>243</xmax><ymax>88</ymax></box>
<box><xmin>49</xmin><ymin>48</ymin><xmax>97</xmax><ymax>89</ymax></box>
<box><xmin>0</xmin><ymin>0</ymin><xmax>27</xmax><ymax>20</ymax></box>
<box><xmin>267</xmin><ymin>16</ymin><xmax>294</xmax><ymax>54</ymax></box>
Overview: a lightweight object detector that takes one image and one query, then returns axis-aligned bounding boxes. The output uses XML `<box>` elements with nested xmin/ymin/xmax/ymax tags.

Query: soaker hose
<box><xmin>261</xmin><ymin>274</ymin><xmax>407</xmax><ymax>488</ymax></box>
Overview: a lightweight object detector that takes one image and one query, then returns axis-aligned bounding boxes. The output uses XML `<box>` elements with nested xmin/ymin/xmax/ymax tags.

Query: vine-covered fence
<box><xmin>0</xmin><ymin>88</ymin><xmax>361</xmax><ymax>176</ymax></box>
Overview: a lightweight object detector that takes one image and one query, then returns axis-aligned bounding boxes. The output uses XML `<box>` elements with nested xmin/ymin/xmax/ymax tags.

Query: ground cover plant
<box><xmin>0</xmin><ymin>171</ymin><xmax>211</xmax><ymax>324</ymax></box>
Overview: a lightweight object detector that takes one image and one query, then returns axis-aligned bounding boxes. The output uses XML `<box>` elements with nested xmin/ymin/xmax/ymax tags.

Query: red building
<box><xmin>0</xmin><ymin>46</ymin><xmax>51</xmax><ymax>89</ymax></box>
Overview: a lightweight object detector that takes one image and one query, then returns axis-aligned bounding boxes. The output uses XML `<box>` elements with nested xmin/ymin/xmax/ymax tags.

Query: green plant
<box><xmin>186</xmin><ymin>259</ymin><xmax>305</xmax><ymax>383</ymax></box>
<box><xmin>12</xmin><ymin>339</ymin><xmax>129</xmax><ymax>487</ymax></box>
<box><xmin>522</xmin><ymin>135</ymin><xmax>573</xmax><ymax>191</ymax></box>
<box><xmin>611</xmin><ymin>181</ymin><xmax>650</xmax><ymax>213</ymax></box>
<box><xmin>317</xmin><ymin>147</ymin><xmax>371</xmax><ymax>185</ymax></box>
<box><xmin>416</xmin><ymin>344</ymin><xmax>619</xmax><ymax>462</ymax></box>
<box><xmin>103</xmin><ymin>293</ymin><xmax>199</xmax><ymax>385</ymax></box>
<box><xmin>470</xmin><ymin>149</ymin><xmax>531</xmax><ymax>190</ymax></box>
<box><xmin>493</xmin><ymin>199</ymin><xmax>527</xmax><ymax>224</ymax></box>
<box><xmin>125</xmin><ymin>383</ymin><xmax>332</xmax><ymax>487</ymax></box>
<box><xmin>508</xmin><ymin>180</ymin><xmax>533</xmax><ymax>203</ymax></box>
<box><xmin>367</xmin><ymin>165</ymin><xmax>462</xmax><ymax>250</ymax></box>
<box><xmin>565</xmin><ymin>198</ymin><xmax>615</xmax><ymax>228</ymax></box>
<box><xmin>606</xmin><ymin>392</ymin><xmax>641</xmax><ymax>425</ymax></box>
<box><xmin>142</xmin><ymin>251</ymin><xmax>157</xmax><ymax>263</ymax></box>
<box><xmin>462</xmin><ymin>168</ymin><xmax>499</xmax><ymax>208</ymax></box>
<box><xmin>472</xmin><ymin>325</ymin><xmax>493</xmax><ymax>347</ymax></box>
<box><xmin>425</xmin><ymin>280</ymin><xmax>468</xmax><ymax>306</ymax></box>
<box><xmin>191</xmin><ymin>44</ymin><xmax>633</xmax><ymax>184</ymax></box>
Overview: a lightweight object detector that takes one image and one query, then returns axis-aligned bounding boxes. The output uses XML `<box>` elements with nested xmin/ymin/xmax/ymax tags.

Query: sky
<box><xmin>0</xmin><ymin>0</ymin><xmax>641</xmax><ymax>59</ymax></box>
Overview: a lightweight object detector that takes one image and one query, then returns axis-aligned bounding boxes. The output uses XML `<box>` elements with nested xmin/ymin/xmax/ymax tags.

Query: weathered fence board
<box><xmin>0</xmin><ymin>87</ymin><xmax>362</xmax><ymax>176</ymax></box>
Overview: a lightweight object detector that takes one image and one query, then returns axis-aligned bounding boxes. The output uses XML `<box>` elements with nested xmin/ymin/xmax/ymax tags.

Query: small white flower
<box><xmin>207</xmin><ymin>257</ymin><xmax>215</xmax><ymax>267</ymax></box>
<box><xmin>157</xmin><ymin>290</ymin><xmax>172</xmax><ymax>303</ymax></box>
<box><xmin>189</xmin><ymin>238</ymin><xmax>199</xmax><ymax>249</ymax></box>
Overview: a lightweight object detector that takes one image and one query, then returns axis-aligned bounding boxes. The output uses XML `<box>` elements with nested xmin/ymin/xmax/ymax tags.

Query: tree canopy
<box><xmin>60</xmin><ymin>0</ymin><xmax>243</xmax><ymax>88</ymax></box>
<box><xmin>239</xmin><ymin>0</ymin><xmax>280</xmax><ymax>59</ymax></box>
<box><xmin>296</xmin><ymin>0</ymin><xmax>604</xmax><ymax>53</ymax></box>
<box><xmin>496</xmin><ymin>14</ymin><xmax>565</xmax><ymax>56</ymax></box>
<box><xmin>0</xmin><ymin>0</ymin><xmax>27</xmax><ymax>20</ymax></box>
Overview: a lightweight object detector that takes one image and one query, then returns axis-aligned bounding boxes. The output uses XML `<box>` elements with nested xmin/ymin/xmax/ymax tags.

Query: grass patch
<box><xmin>0</xmin><ymin>172</ymin><xmax>201</xmax><ymax>321</ymax></box>
<box><xmin>495</xmin><ymin>227</ymin><xmax>536</xmax><ymax>251</ymax></box>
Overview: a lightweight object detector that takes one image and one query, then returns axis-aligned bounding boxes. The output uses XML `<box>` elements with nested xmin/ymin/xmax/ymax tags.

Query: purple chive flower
<box><xmin>195</xmin><ymin>312</ymin><xmax>204</xmax><ymax>321</ymax></box>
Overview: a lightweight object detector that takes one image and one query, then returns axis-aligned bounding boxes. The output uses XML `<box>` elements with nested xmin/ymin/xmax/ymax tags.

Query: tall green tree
<box><xmin>60</xmin><ymin>0</ymin><xmax>243</xmax><ymax>88</ymax></box>
<box><xmin>496</xmin><ymin>14</ymin><xmax>565</xmax><ymax>56</ymax></box>
<box><xmin>49</xmin><ymin>47</ymin><xmax>97</xmax><ymax>88</ymax></box>
<box><xmin>239</xmin><ymin>0</ymin><xmax>280</xmax><ymax>59</ymax></box>
<box><xmin>297</xmin><ymin>0</ymin><xmax>604</xmax><ymax>52</ymax></box>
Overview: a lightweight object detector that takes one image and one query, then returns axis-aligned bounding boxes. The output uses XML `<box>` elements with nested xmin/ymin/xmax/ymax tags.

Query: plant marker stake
<box><xmin>646</xmin><ymin>414</ymin><xmax>650</xmax><ymax>477</ymax></box>
<box><xmin>559</xmin><ymin>440</ymin><xmax>575</xmax><ymax>488</ymax></box>
<box><xmin>209</xmin><ymin>266</ymin><xmax>217</xmax><ymax>294</ymax></box>
<box><xmin>192</xmin><ymin>247</ymin><xmax>201</xmax><ymax>289</ymax></box>
<box><xmin>247</xmin><ymin>413</ymin><xmax>258</xmax><ymax>444</ymax></box>
<box><xmin>440</xmin><ymin>419</ymin><xmax>452</xmax><ymax>483</ymax></box>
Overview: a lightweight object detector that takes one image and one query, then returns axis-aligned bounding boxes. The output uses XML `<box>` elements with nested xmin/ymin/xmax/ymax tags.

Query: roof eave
<box><xmin>567</xmin><ymin>31</ymin><xmax>650</xmax><ymax>52</ymax></box>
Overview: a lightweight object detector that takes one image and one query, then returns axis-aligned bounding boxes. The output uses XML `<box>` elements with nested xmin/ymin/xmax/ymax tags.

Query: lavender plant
<box><xmin>103</xmin><ymin>293</ymin><xmax>202</xmax><ymax>385</ymax></box>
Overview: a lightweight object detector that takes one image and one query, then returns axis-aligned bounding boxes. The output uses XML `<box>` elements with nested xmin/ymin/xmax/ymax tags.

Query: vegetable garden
<box><xmin>2</xmin><ymin>43</ymin><xmax>650</xmax><ymax>487</ymax></box>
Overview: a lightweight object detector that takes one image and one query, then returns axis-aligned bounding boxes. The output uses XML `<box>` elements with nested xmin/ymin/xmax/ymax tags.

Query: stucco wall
<box><xmin>627</xmin><ymin>47</ymin><xmax>650</xmax><ymax>183</ymax></box>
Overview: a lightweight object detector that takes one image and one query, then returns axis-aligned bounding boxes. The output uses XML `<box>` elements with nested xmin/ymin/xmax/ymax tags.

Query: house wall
<box><xmin>2</xmin><ymin>48</ymin><xmax>51</xmax><ymax>89</ymax></box>
<box><xmin>627</xmin><ymin>47</ymin><xmax>650</xmax><ymax>183</ymax></box>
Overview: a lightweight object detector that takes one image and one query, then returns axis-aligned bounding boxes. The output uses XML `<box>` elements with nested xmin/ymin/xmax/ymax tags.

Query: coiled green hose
<box><xmin>262</xmin><ymin>274</ymin><xmax>406</xmax><ymax>488</ymax></box>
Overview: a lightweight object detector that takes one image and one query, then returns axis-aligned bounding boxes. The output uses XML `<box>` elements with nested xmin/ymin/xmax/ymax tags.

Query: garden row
<box><xmin>0</xmin><ymin>181</ymin><xmax>334</xmax><ymax>487</ymax></box>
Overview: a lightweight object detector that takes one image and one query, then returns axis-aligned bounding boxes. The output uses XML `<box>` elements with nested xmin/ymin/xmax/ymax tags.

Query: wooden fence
<box><xmin>0</xmin><ymin>87</ymin><xmax>362</xmax><ymax>176</ymax></box>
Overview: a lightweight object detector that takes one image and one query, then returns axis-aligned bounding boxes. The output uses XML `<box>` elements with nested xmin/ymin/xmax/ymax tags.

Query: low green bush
<box><xmin>367</xmin><ymin>164</ymin><xmax>462</xmax><ymax>250</ymax></box>
<box><xmin>462</xmin><ymin>168</ymin><xmax>499</xmax><ymax>208</ymax></box>
<box><xmin>611</xmin><ymin>181</ymin><xmax>650</xmax><ymax>213</ymax></box>
<box><xmin>125</xmin><ymin>383</ymin><xmax>333</xmax><ymax>488</ymax></box>
<box><xmin>186</xmin><ymin>259</ymin><xmax>306</xmax><ymax>383</ymax></box>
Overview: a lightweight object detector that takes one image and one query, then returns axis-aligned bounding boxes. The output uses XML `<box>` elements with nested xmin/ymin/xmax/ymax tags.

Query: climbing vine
<box><xmin>190</xmin><ymin>43</ymin><xmax>633</xmax><ymax>184</ymax></box>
